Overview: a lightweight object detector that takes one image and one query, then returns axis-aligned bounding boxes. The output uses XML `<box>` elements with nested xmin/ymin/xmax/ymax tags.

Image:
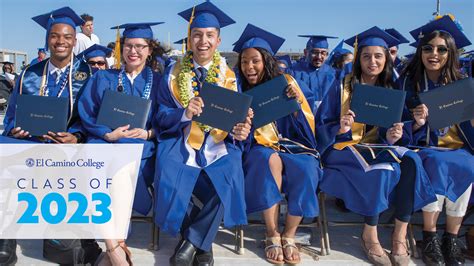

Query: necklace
<box><xmin>177</xmin><ymin>51</ymin><xmax>223</xmax><ymax>132</ymax></box>
<box><xmin>117</xmin><ymin>66</ymin><xmax>153</xmax><ymax>99</ymax></box>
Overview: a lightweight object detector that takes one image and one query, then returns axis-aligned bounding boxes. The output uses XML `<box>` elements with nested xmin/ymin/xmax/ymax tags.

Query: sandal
<box><xmin>264</xmin><ymin>236</ymin><xmax>284</xmax><ymax>265</ymax></box>
<box><xmin>360</xmin><ymin>236</ymin><xmax>391</xmax><ymax>266</ymax></box>
<box><xmin>390</xmin><ymin>239</ymin><xmax>410</xmax><ymax>266</ymax></box>
<box><xmin>281</xmin><ymin>236</ymin><xmax>301</xmax><ymax>265</ymax></box>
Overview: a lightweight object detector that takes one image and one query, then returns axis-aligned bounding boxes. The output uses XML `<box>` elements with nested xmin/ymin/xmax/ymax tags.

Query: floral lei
<box><xmin>177</xmin><ymin>51</ymin><xmax>223</xmax><ymax>132</ymax></box>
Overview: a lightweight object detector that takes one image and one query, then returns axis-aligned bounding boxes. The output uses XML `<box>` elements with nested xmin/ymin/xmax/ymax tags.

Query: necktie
<box><xmin>195</xmin><ymin>132</ymin><xmax>209</xmax><ymax>167</ymax></box>
<box><xmin>195</xmin><ymin>67</ymin><xmax>208</xmax><ymax>85</ymax></box>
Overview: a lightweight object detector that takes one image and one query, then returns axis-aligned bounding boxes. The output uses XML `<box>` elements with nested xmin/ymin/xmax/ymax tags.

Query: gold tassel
<box><xmin>351</xmin><ymin>35</ymin><xmax>358</xmax><ymax>76</ymax></box>
<box><xmin>182</xmin><ymin>39</ymin><xmax>186</xmax><ymax>54</ymax></box>
<box><xmin>114</xmin><ymin>27</ymin><xmax>121</xmax><ymax>69</ymax></box>
<box><xmin>186</xmin><ymin>6</ymin><xmax>196</xmax><ymax>52</ymax></box>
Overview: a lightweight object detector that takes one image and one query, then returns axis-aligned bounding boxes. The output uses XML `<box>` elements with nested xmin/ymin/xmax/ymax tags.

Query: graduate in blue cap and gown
<box><xmin>77</xmin><ymin>21</ymin><xmax>165</xmax><ymax>265</ymax></box>
<box><xmin>327</xmin><ymin>40</ymin><xmax>353</xmax><ymax>81</ymax></box>
<box><xmin>233</xmin><ymin>23</ymin><xmax>322</xmax><ymax>265</ymax></box>
<box><xmin>77</xmin><ymin>44</ymin><xmax>112</xmax><ymax>72</ymax></box>
<box><xmin>288</xmin><ymin>35</ymin><xmax>338</xmax><ymax>113</ymax></box>
<box><xmin>0</xmin><ymin>6</ymin><xmax>93</xmax><ymax>265</ymax></box>
<box><xmin>30</xmin><ymin>48</ymin><xmax>48</xmax><ymax>66</ymax></box>
<box><xmin>78</xmin><ymin>22</ymin><xmax>163</xmax><ymax>216</ymax></box>
<box><xmin>397</xmin><ymin>15</ymin><xmax>474</xmax><ymax>265</ymax></box>
<box><xmin>385</xmin><ymin>28</ymin><xmax>410</xmax><ymax>79</ymax></box>
<box><xmin>275</xmin><ymin>54</ymin><xmax>293</xmax><ymax>71</ymax></box>
<box><xmin>316</xmin><ymin>26</ymin><xmax>436</xmax><ymax>265</ymax></box>
<box><xmin>152</xmin><ymin>2</ymin><xmax>252</xmax><ymax>265</ymax></box>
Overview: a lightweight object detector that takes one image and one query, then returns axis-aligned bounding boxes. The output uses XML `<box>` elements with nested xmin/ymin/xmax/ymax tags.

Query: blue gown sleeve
<box><xmin>152</xmin><ymin>67</ymin><xmax>190</xmax><ymax>141</ymax></box>
<box><xmin>77</xmin><ymin>71</ymin><xmax>112</xmax><ymax>139</ymax></box>
<box><xmin>315</xmin><ymin>81</ymin><xmax>344</xmax><ymax>154</ymax></box>
<box><xmin>2</xmin><ymin>77</ymin><xmax>20</xmax><ymax>136</ymax></box>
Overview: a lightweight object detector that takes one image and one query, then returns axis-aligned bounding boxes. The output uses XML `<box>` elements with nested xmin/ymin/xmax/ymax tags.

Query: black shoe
<box><xmin>0</xmin><ymin>239</ymin><xmax>17</xmax><ymax>266</ymax></box>
<box><xmin>194</xmin><ymin>248</ymin><xmax>213</xmax><ymax>266</ymax></box>
<box><xmin>442</xmin><ymin>234</ymin><xmax>465</xmax><ymax>265</ymax></box>
<box><xmin>422</xmin><ymin>235</ymin><xmax>445</xmax><ymax>266</ymax></box>
<box><xmin>170</xmin><ymin>240</ymin><xmax>196</xmax><ymax>266</ymax></box>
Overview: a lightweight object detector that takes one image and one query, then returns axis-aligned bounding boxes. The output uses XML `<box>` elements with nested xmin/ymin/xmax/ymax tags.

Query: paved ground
<box><xmin>13</xmin><ymin>197</ymin><xmax>474</xmax><ymax>265</ymax></box>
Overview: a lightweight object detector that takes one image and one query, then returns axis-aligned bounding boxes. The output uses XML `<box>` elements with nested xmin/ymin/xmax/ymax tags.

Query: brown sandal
<box><xmin>389</xmin><ymin>239</ymin><xmax>410</xmax><ymax>266</ymax></box>
<box><xmin>105</xmin><ymin>241</ymin><xmax>132</xmax><ymax>266</ymax></box>
<box><xmin>264</xmin><ymin>236</ymin><xmax>284</xmax><ymax>265</ymax></box>
<box><xmin>281</xmin><ymin>237</ymin><xmax>301</xmax><ymax>265</ymax></box>
<box><xmin>360</xmin><ymin>236</ymin><xmax>391</xmax><ymax>265</ymax></box>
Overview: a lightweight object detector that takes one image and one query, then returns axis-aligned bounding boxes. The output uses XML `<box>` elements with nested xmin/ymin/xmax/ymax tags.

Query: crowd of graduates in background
<box><xmin>0</xmin><ymin>1</ymin><xmax>473</xmax><ymax>266</ymax></box>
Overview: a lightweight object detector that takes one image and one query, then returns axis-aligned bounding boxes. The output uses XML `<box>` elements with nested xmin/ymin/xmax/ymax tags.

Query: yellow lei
<box><xmin>170</xmin><ymin>52</ymin><xmax>237</xmax><ymax>150</ymax></box>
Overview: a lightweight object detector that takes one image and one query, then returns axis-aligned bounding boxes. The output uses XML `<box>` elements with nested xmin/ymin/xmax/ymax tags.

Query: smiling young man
<box><xmin>288</xmin><ymin>35</ymin><xmax>338</xmax><ymax>113</ymax></box>
<box><xmin>0</xmin><ymin>7</ymin><xmax>95</xmax><ymax>265</ymax></box>
<box><xmin>153</xmin><ymin>2</ymin><xmax>252</xmax><ymax>266</ymax></box>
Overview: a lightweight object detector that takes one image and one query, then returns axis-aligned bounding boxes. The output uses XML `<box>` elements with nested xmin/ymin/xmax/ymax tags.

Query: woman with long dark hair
<box><xmin>316</xmin><ymin>26</ymin><xmax>436</xmax><ymax>265</ymax></box>
<box><xmin>77</xmin><ymin>22</ymin><xmax>164</xmax><ymax>265</ymax></box>
<box><xmin>234</xmin><ymin>24</ymin><xmax>322</xmax><ymax>265</ymax></box>
<box><xmin>398</xmin><ymin>16</ymin><xmax>474</xmax><ymax>265</ymax></box>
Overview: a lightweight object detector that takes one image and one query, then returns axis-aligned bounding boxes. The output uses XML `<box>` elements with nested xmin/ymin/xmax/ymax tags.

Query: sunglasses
<box><xmin>421</xmin><ymin>45</ymin><xmax>449</xmax><ymax>55</ymax></box>
<box><xmin>88</xmin><ymin>61</ymin><xmax>106</xmax><ymax>67</ymax></box>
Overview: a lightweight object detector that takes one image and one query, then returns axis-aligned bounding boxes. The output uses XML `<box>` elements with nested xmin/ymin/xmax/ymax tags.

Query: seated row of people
<box><xmin>1</xmin><ymin>3</ymin><xmax>473</xmax><ymax>266</ymax></box>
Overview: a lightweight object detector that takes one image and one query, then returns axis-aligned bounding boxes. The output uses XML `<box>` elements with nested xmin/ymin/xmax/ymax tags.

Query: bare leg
<box><xmin>362</xmin><ymin>224</ymin><xmax>385</xmax><ymax>256</ymax></box>
<box><xmin>281</xmin><ymin>214</ymin><xmax>303</xmax><ymax>262</ymax></box>
<box><xmin>103</xmin><ymin>239</ymin><xmax>129</xmax><ymax>266</ymax></box>
<box><xmin>423</xmin><ymin>211</ymin><xmax>440</xmax><ymax>232</ymax></box>
<box><xmin>263</xmin><ymin>153</ymin><xmax>284</xmax><ymax>262</ymax></box>
<box><xmin>392</xmin><ymin>219</ymin><xmax>409</xmax><ymax>255</ymax></box>
<box><xmin>445</xmin><ymin>216</ymin><xmax>463</xmax><ymax>235</ymax></box>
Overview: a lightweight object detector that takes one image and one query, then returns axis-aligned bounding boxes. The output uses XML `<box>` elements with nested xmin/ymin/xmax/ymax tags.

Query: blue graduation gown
<box><xmin>241</xmin><ymin>79</ymin><xmax>322</xmax><ymax>218</ymax></box>
<box><xmin>315</xmin><ymin>78</ymin><xmax>436</xmax><ymax>216</ymax></box>
<box><xmin>152</xmin><ymin>62</ymin><xmax>247</xmax><ymax>236</ymax></box>
<box><xmin>2</xmin><ymin>58</ymin><xmax>90</xmax><ymax>141</ymax></box>
<box><xmin>397</xmin><ymin>75</ymin><xmax>474</xmax><ymax>202</ymax></box>
<box><xmin>288</xmin><ymin>61</ymin><xmax>336</xmax><ymax>113</ymax></box>
<box><xmin>77</xmin><ymin>67</ymin><xmax>159</xmax><ymax>215</ymax></box>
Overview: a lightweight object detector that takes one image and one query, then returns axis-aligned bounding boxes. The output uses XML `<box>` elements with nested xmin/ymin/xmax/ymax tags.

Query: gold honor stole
<box><xmin>438</xmin><ymin>126</ymin><xmax>464</xmax><ymax>149</ymax></box>
<box><xmin>333</xmin><ymin>75</ymin><xmax>379</xmax><ymax>150</ymax></box>
<box><xmin>170</xmin><ymin>60</ymin><xmax>237</xmax><ymax>150</ymax></box>
<box><xmin>254</xmin><ymin>74</ymin><xmax>315</xmax><ymax>151</ymax></box>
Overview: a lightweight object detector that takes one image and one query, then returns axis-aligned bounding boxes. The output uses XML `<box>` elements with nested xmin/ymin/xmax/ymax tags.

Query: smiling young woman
<box><xmin>397</xmin><ymin>16</ymin><xmax>474</xmax><ymax>265</ymax></box>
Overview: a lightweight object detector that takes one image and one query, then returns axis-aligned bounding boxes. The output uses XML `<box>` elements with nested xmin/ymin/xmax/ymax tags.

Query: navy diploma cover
<box><xmin>244</xmin><ymin>75</ymin><xmax>300</xmax><ymax>129</ymax></box>
<box><xmin>350</xmin><ymin>84</ymin><xmax>406</xmax><ymax>128</ymax></box>
<box><xmin>194</xmin><ymin>83</ymin><xmax>252</xmax><ymax>132</ymax></box>
<box><xmin>97</xmin><ymin>90</ymin><xmax>151</xmax><ymax>129</ymax></box>
<box><xmin>419</xmin><ymin>78</ymin><xmax>474</xmax><ymax>129</ymax></box>
<box><xmin>15</xmin><ymin>95</ymin><xmax>68</xmax><ymax>136</ymax></box>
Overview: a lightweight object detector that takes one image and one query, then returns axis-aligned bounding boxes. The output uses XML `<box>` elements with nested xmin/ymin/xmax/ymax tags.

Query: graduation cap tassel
<box><xmin>186</xmin><ymin>6</ymin><xmax>196</xmax><ymax>52</ymax></box>
<box><xmin>114</xmin><ymin>26</ymin><xmax>121</xmax><ymax>69</ymax></box>
<box><xmin>351</xmin><ymin>35</ymin><xmax>358</xmax><ymax>76</ymax></box>
<box><xmin>182</xmin><ymin>39</ymin><xmax>186</xmax><ymax>54</ymax></box>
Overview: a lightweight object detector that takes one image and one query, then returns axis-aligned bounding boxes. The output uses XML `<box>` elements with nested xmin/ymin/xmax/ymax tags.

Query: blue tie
<box><xmin>195</xmin><ymin>132</ymin><xmax>209</xmax><ymax>167</ymax></box>
<box><xmin>195</xmin><ymin>67</ymin><xmax>208</xmax><ymax>86</ymax></box>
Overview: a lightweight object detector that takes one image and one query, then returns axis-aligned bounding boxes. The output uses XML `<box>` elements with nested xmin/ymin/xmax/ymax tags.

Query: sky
<box><xmin>0</xmin><ymin>0</ymin><xmax>473</xmax><ymax>67</ymax></box>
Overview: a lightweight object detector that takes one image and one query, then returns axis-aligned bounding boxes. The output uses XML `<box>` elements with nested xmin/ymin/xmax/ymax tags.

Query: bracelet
<box><xmin>146</xmin><ymin>130</ymin><xmax>150</xmax><ymax>140</ymax></box>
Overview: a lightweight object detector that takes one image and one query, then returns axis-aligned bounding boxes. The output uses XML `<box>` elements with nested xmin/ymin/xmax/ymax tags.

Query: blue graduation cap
<box><xmin>409</xmin><ymin>15</ymin><xmax>471</xmax><ymax>49</ymax></box>
<box><xmin>38</xmin><ymin>48</ymin><xmax>46</xmax><ymax>53</ymax></box>
<box><xmin>174</xmin><ymin>38</ymin><xmax>188</xmax><ymax>45</ymax></box>
<box><xmin>298</xmin><ymin>35</ymin><xmax>337</xmax><ymax>49</ymax></box>
<box><xmin>178</xmin><ymin>1</ymin><xmax>235</xmax><ymax>29</ymax></box>
<box><xmin>409</xmin><ymin>41</ymin><xmax>419</xmax><ymax>48</ymax></box>
<box><xmin>232</xmin><ymin>24</ymin><xmax>285</xmax><ymax>55</ymax></box>
<box><xmin>31</xmin><ymin>6</ymin><xmax>84</xmax><ymax>51</ymax></box>
<box><xmin>111</xmin><ymin>22</ymin><xmax>163</xmax><ymax>39</ymax></box>
<box><xmin>275</xmin><ymin>55</ymin><xmax>292</xmax><ymax>67</ymax></box>
<box><xmin>77</xmin><ymin>44</ymin><xmax>112</xmax><ymax>61</ymax></box>
<box><xmin>384</xmin><ymin>28</ymin><xmax>410</xmax><ymax>44</ymax></box>
<box><xmin>345</xmin><ymin>26</ymin><xmax>400</xmax><ymax>49</ymax></box>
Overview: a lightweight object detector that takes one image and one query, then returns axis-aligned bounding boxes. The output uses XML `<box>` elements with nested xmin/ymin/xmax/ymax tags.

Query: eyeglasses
<box><xmin>123</xmin><ymin>43</ymin><xmax>149</xmax><ymax>52</ymax></box>
<box><xmin>310</xmin><ymin>50</ymin><xmax>328</xmax><ymax>57</ymax></box>
<box><xmin>87</xmin><ymin>61</ymin><xmax>106</xmax><ymax>67</ymax></box>
<box><xmin>421</xmin><ymin>45</ymin><xmax>449</xmax><ymax>55</ymax></box>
